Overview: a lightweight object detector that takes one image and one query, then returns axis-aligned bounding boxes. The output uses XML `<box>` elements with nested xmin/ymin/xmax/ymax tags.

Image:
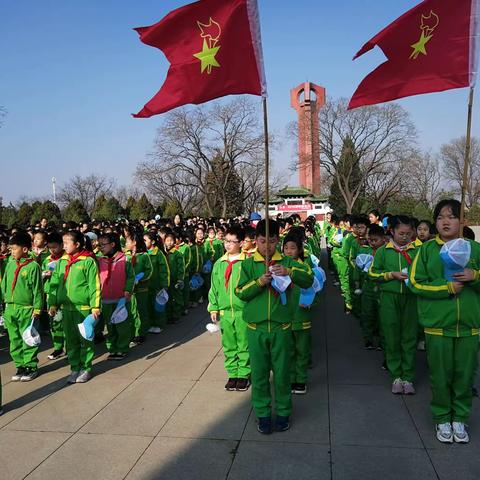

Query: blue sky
<box><xmin>0</xmin><ymin>0</ymin><xmax>477</xmax><ymax>204</ymax></box>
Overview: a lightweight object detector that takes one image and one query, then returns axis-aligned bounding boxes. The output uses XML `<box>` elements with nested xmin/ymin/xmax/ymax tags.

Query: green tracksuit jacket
<box><xmin>1</xmin><ymin>257</ymin><xmax>44</xmax><ymax>369</ymax></box>
<box><xmin>208</xmin><ymin>252</ymin><xmax>249</xmax><ymax>378</ymax></box>
<box><xmin>166</xmin><ymin>248</ymin><xmax>185</xmax><ymax>320</ymax></box>
<box><xmin>369</xmin><ymin>242</ymin><xmax>418</xmax><ymax>381</ymax></box>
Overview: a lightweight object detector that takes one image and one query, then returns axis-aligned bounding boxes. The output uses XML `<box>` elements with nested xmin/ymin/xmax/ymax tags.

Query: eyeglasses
<box><xmin>224</xmin><ymin>239</ymin><xmax>240</xmax><ymax>244</ymax></box>
<box><xmin>98</xmin><ymin>242</ymin><xmax>113</xmax><ymax>248</ymax></box>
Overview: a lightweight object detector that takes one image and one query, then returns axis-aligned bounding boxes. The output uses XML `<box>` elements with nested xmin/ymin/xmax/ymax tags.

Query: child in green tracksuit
<box><xmin>369</xmin><ymin>216</ymin><xmax>418</xmax><ymax>395</ymax></box>
<box><xmin>189</xmin><ymin>230</ymin><xmax>205</xmax><ymax>305</ymax></box>
<box><xmin>235</xmin><ymin>220</ymin><xmax>313</xmax><ymax>434</ymax></box>
<box><xmin>352</xmin><ymin>224</ymin><xmax>386</xmax><ymax>349</ymax></box>
<box><xmin>283</xmin><ymin>234</ymin><xmax>314</xmax><ymax>395</ymax></box>
<box><xmin>409</xmin><ymin>199</ymin><xmax>480</xmax><ymax>444</ymax></box>
<box><xmin>178</xmin><ymin>234</ymin><xmax>192</xmax><ymax>314</ymax></box>
<box><xmin>42</xmin><ymin>232</ymin><xmax>66</xmax><ymax>360</ymax></box>
<box><xmin>329</xmin><ymin>218</ymin><xmax>351</xmax><ymax>311</ymax></box>
<box><xmin>164</xmin><ymin>232</ymin><xmax>185</xmax><ymax>324</ymax></box>
<box><xmin>48</xmin><ymin>231</ymin><xmax>101</xmax><ymax>384</ymax></box>
<box><xmin>125</xmin><ymin>230</ymin><xmax>153</xmax><ymax>345</ymax></box>
<box><xmin>98</xmin><ymin>233</ymin><xmax>136</xmax><ymax>360</ymax></box>
<box><xmin>144</xmin><ymin>232</ymin><xmax>170</xmax><ymax>333</ymax></box>
<box><xmin>208</xmin><ymin>225</ymin><xmax>250</xmax><ymax>392</ymax></box>
<box><xmin>1</xmin><ymin>232</ymin><xmax>43</xmax><ymax>382</ymax></box>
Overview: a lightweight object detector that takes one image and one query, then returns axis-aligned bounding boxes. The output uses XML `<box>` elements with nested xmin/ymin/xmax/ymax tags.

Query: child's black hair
<box><xmin>9</xmin><ymin>232</ymin><xmax>32</xmax><ymax>249</ymax></box>
<box><xmin>352</xmin><ymin>215</ymin><xmax>370</xmax><ymax>227</ymax></box>
<box><xmin>282</xmin><ymin>233</ymin><xmax>305</xmax><ymax>261</ymax></box>
<box><xmin>417</xmin><ymin>219</ymin><xmax>434</xmax><ymax>233</ymax></box>
<box><xmin>98</xmin><ymin>232</ymin><xmax>122</xmax><ymax>253</ymax></box>
<box><xmin>244</xmin><ymin>226</ymin><xmax>256</xmax><ymax>240</ymax></box>
<box><xmin>463</xmin><ymin>226</ymin><xmax>475</xmax><ymax>240</ymax></box>
<box><xmin>255</xmin><ymin>219</ymin><xmax>280</xmax><ymax>238</ymax></box>
<box><xmin>63</xmin><ymin>230</ymin><xmax>86</xmax><ymax>250</ymax></box>
<box><xmin>225</xmin><ymin>225</ymin><xmax>245</xmax><ymax>242</ymax></box>
<box><xmin>47</xmin><ymin>232</ymin><xmax>63</xmax><ymax>245</ymax></box>
<box><xmin>433</xmin><ymin>199</ymin><xmax>461</xmax><ymax>220</ymax></box>
<box><xmin>368</xmin><ymin>224</ymin><xmax>385</xmax><ymax>237</ymax></box>
<box><xmin>390</xmin><ymin>215</ymin><xmax>415</xmax><ymax>231</ymax></box>
<box><xmin>126</xmin><ymin>229</ymin><xmax>148</xmax><ymax>253</ymax></box>
<box><xmin>369</xmin><ymin>209</ymin><xmax>381</xmax><ymax>218</ymax></box>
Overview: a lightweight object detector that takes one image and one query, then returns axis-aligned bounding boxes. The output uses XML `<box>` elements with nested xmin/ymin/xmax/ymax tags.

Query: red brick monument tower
<box><xmin>290</xmin><ymin>82</ymin><xmax>325</xmax><ymax>196</ymax></box>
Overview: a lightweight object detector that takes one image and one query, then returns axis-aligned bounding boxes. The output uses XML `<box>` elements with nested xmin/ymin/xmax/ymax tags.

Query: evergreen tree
<box><xmin>16</xmin><ymin>202</ymin><xmax>35</xmax><ymax>227</ymax></box>
<box><xmin>0</xmin><ymin>203</ymin><xmax>18</xmax><ymax>228</ymax></box>
<box><xmin>130</xmin><ymin>194</ymin><xmax>155</xmax><ymax>220</ymax></box>
<box><xmin>31</xmin><ymin>200</ymin><xmax>62</xmax><ymax>225</ymax></box>
<box><xmin>125</xmin><ymin>196</ymin><xmax>137</xmax><ymax>218</ymax></box>
<box><xmin>328</xmin><ymin>137</ymin><xmax>364</xmax><ymax>215</ymax></box>
<box><xmin>63</xmin><ymin>199</ymin><xmax>90</xmax><ymax>223</ymax></box>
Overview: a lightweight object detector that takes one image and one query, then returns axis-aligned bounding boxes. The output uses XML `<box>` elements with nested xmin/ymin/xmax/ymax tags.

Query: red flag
<box><xmin>348</xmin><ymin>0</ymin><xmax>478</xmax><ymax>110</ymax></box>
<box><xmin>133</xmin><ymin>0</ymin><xmax>266</xmax><ymax>118</ymax></box>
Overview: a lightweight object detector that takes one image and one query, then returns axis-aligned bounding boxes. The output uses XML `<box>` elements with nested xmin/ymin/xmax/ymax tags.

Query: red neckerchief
<box><xmin>49</xmin><ymin>252</ymin><xmax>63</xmax><ymax>262</ymax></box>
<box><xmin>393</xmin><ymin>246</ymin><xmax>413</xmax><ymax>266</ymax></box>
<box><xmin>64</xmin><ymin>250</ymin><xmax>94</xmax><ymax>281</ymax></box>
<box><xmin>12</xmin><ymin>258</ymin><xmax>34</xmax><ymax>292</ymax></box>
<box><xmin>224</xmin><ymin>258</ymin><xmax>240</xmax><ymax>288</ymax></box>
<box><xmin>0</xmin><ymin>253</ymin><xmax>8</xmax><ymax>261</ymax></box>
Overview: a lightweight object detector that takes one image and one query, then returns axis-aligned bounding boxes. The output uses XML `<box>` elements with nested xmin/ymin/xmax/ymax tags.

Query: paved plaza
<box><xmin>0</xmin><ymin>275</ymin><xmax>479</xmax><ymax>480</ymax></box>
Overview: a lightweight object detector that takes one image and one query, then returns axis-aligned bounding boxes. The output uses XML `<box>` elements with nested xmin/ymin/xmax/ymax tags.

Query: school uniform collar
<box><xmin>220</xmin><ymin>252</ymin><xmax>246</xmax><ymax>262</ymax></box>
<box><xmin>385</xmin><ymin>241</ymin><xmax>416</xmax><ymax>251</ymax></box>
<box><xmin>253</xmin><ymin>250</ymin><xmax>283</xmax><ymax>263</ymax></box>
<box><xmin>149</xmin><ymin>246</ymin><xmax>159</xmax><ymax>255</ymax></box>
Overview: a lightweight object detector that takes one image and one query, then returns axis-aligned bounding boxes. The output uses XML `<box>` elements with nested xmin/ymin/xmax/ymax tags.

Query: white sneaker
<box><xmin>148</xmin><ymin>327</ymin><xmax>162</xmax><ymax>334</ymax></box>
<box><xmin>67</xmin><ymin>371</ymin><xmax>80</xmax><ymax>384</ymax></box>
<box><xmin>452</xmin><ymin>422</ymin><xmax>469</xmax><ymax>443</ymax></box>
<box><xmin>402</xmin><ymin>380</ymin><xmax>416</xmax><ymax>395</ymax></box>
<box><xmin>436</xmin><ymin>422</ymin><xmax>453</xmax><ymax>443</ymax></box>
<box><xmin>76</xmin><ymin>370</ymin><xmax>92</xmax><ymax>383</ymax></box>
<box><xmin>417</xmin><ymin>340</ymin><xmax>426</xmax><ymax>351</ymax></box>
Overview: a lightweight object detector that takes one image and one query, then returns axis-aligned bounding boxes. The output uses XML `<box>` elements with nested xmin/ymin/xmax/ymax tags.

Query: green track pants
<box><xmin>102</xmin><ymin>301</ymin><xmax>133</xmax><ymax>354</ymax></box>
<box><xmin>132</xmin><ymin>290</ymin><xmax>150</xmax><ymax>337</ymax></box>
<box><xmin>360</xmin><ymin>282</ymin><xmax>380</xmax><ymax>343</ymax></box>
<box><xmin>220</xmin><ymin>311</ymin><xmax>250</xmax><ymax>379</ymax></box>
<box><xmin>50</xmin><ymin>312</ymin><xmax>64</xmax><ymax>351</ymax></box>
<box><xmin>379</xmin><ymin>292</ymin><xmax>417</xmax><ymax>382</ymax></box>
<box><xmin>332</xmin><ymin>253</ymin><xmax>352</xmax><ymax>308</ymax></box>
<box><xmin>246</xmin><ymin>322</ymin><xmax>293</xmax><ymax>418</ymax></box>
<box><xmin>291</xmin><ymin>329</ymin><xmax>311</xmax><ymax>384</ymax></box>
<box><xmin>148</xmin><ymin>289</ymin><xmax>167</xmax><ymax>329</ymax></box>
<box><xmin>3</xmin><ymin>304</ymin><xmax>39</xmax><ymax>369</ymax></box>
<box><xmin>425</xmin><ymin>334</ymin><xmax>479</xmax><ymax>423</ymax></box>
<box><xmin>63</xmin><ymin>309</ymin><xmax>95</xmax><ymax>373</ymax></box>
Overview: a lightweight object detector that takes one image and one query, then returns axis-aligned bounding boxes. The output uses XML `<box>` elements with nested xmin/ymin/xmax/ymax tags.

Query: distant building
<box><xmin>263</xmin><ymin>186</ymin><xmax>330</xmax><ymax>220</ymax></box>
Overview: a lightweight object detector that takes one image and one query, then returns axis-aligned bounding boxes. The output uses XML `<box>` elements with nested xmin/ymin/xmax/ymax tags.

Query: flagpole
<box><xmin>460</xmin><ymin>86</ymin><xmax>475</xmax><ymax>231</ymax></box>
<box><xmin>263</xmin><ymin>96</ymin><xmax>270</xmax><ymax>270</ymax></box>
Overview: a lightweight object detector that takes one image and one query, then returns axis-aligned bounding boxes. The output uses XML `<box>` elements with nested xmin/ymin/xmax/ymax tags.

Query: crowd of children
<box><xmin>0</xmin><ymin>199</ymin><xmax>479</xmax><ymax>444</ymax></box>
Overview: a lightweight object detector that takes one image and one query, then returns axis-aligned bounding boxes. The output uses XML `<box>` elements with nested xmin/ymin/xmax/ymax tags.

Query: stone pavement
<box><xmin>0</xmin><ymin>279</ymin><xmax>479</xmax><ymax>480</ymax></box>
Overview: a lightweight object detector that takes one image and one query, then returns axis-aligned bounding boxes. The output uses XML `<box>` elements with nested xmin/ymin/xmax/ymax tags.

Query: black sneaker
<box><xmin>257</xmin><ymin>416</ymin><xmax>272</xmax><ymax>434</ymax></box>
<box><xmin>11</xmin><ymin>367</ymin><xmax>26</xmax><ymax>382</ymax></box>
<box><xmin>293</xmin><ymin>383</ymin><xmax>307</xmax><ymax>395</ymax></box>
<box><xmin>364</xmin><ymin>341</ymin><xmax>374</xmax><ymax>350</ymax></box>
<box><xmin>47</xmin><ymin>349</ymin><xmax>64</xmax><ymax>360</ymax></box>
<box><xmin>275</xmin><ymin>415</ymin><xmax>290</xmax><ymax>432</ymax></box>
<box><xmin>291</xmin><ymin>383</ymin><xmax>298</xmax><ymax>393</ymax></box>
<box><xmin>224</xmin><ymin>378</ymin><xmax>237</xmax><ymax>391</ymax></box>
<box><xmin>236</xmin><ymin>378</ymin><xmax>250</xmax><ymax>391</ymax></box>
<box><xmin>20</xmin><ymin>368</ymin><xmax>39</xmax><ymax>382</ymax></box>
<box><xmin>129</xmin><ymin>336</ymin><xmax>146</xmax><ymax>347</ymax></box>
<box><xmin>107</xmin><ymin>353</ymin><xmax>118</xmax><ymax>360</ymax></box>
<box><xmin>113</xmin><ymin>352</ymin><xmax>127</xmax><ymax>361</ymax></box>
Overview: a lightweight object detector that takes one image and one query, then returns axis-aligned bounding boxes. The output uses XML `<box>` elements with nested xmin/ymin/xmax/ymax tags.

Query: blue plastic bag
<box><xmin>202</xmin><ymin>260</ymin><xmax>213</xmax><ymax>274</ymax></box>
<box><xmin>356</xmin><ymin>254</ymin><xmax>374</xmax><ymax>273</ymax></box>
<box><xmin>78</xmin><ymin>314</ymin><xmax>97</xmax><ymax>341</ymax></box>
<box><xmin>440</xmin><ymin>238</ymin><xmax>471</xmax><ymax>281</ymax></box>
<box><xmin>155</xmin><ymin>289</ymin><xmax>169</xmax><ymax>313</ymax></box>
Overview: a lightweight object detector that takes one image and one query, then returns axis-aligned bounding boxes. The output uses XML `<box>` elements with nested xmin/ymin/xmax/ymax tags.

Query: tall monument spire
<box><xmin>290</xmin><ymin>82</ymin><xmax>325</xmax><ymax>196</ymax></box>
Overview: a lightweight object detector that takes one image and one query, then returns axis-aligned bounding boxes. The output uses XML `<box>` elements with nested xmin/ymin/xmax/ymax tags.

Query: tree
<box><xmin>63</xmin><ymin>200</ymin><xmax>90</xmax><ymax>223</ymax></box>
<box><xmin>91</xmin><ymin>195</ymin><xmax>124</xmax><ymax>221</ymax></box>
<box><xmin>31</xmin><ymin>200</ymin><xmax>62</xmax><ymax>225</ymax></box>
<box><xmin>130</xmin><ymin>194</ymin><xmax>155</xmax><ymax>220</ymax></box>
<box><xmin>328</xmin><ymin>137</ymin><xmax>364</xmax><ymax>214</ymax></box>
<box><xmin>319</xmin><ymin>98</ymin><xmax>416</xmax><ymax>213</ymax></box>
<box><xmin>0</xmin><ymin>203</ymin><xmax>17</xmax><ymax>228</ymax></box>
<box><xmin>466</xmin><ymin>204</ymin><xmax>480</xmax><ymax>225</ymax></box>
<box><xmin>58</xmin><ymin>174</ymin><xmax>116</xmax><ymax>215</ymax></box>
<box><xmin>16</xmin><ymin>202</ymin><xmax>35</xmax><ymax>227</ymax></box>
<box><xmin>439</xmin><ymin>136</ymin><xmax>480</xmax><ymax>208</ymax></box>
<box><xmin>136</xmin><ymin>98</ymin><xmax>265</xmax><ymax>216</ymax></box>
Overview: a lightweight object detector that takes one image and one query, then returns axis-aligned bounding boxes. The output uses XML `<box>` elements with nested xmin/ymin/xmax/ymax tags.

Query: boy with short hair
<box><xmin>208</xmin><ymin>225</ymin><xmax>250</xmax><ymax>391</ymax></box>
<box><xmin>164</xmin><ymin>232</ymin><xmax>185</xmax><ymax>324</ymax></box>
<box><xmin>0</xmin><ymin>232</ymin><xmax>43</xmax><ymax>381</ymax></box>
<box><xmin>235</xmin><ymin>220</ymin><xmax>313</xmax><ymax>434</ymax></box>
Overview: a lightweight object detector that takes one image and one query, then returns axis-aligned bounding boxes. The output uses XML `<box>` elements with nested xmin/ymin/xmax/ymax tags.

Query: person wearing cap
<box><xmin>48</xmin><ymin>231</ymin><xmax>101</xmax><ymax>384</ymax></box>
<box><xmin>0</xmin><ymin>232</ymin><xmax>43</xmax><ymax>382</ymax></box>
<box><xmin>208</xmin><ymin>225</ymin><xmax>250</xmax><ymax>392</ymax></box>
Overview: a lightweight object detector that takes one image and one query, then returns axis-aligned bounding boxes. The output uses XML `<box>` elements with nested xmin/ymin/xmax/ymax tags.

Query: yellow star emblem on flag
<box><xmin>194</xmin><ymin>39</ymin><xmax>221</xmax><ymax>73</ymax></box>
